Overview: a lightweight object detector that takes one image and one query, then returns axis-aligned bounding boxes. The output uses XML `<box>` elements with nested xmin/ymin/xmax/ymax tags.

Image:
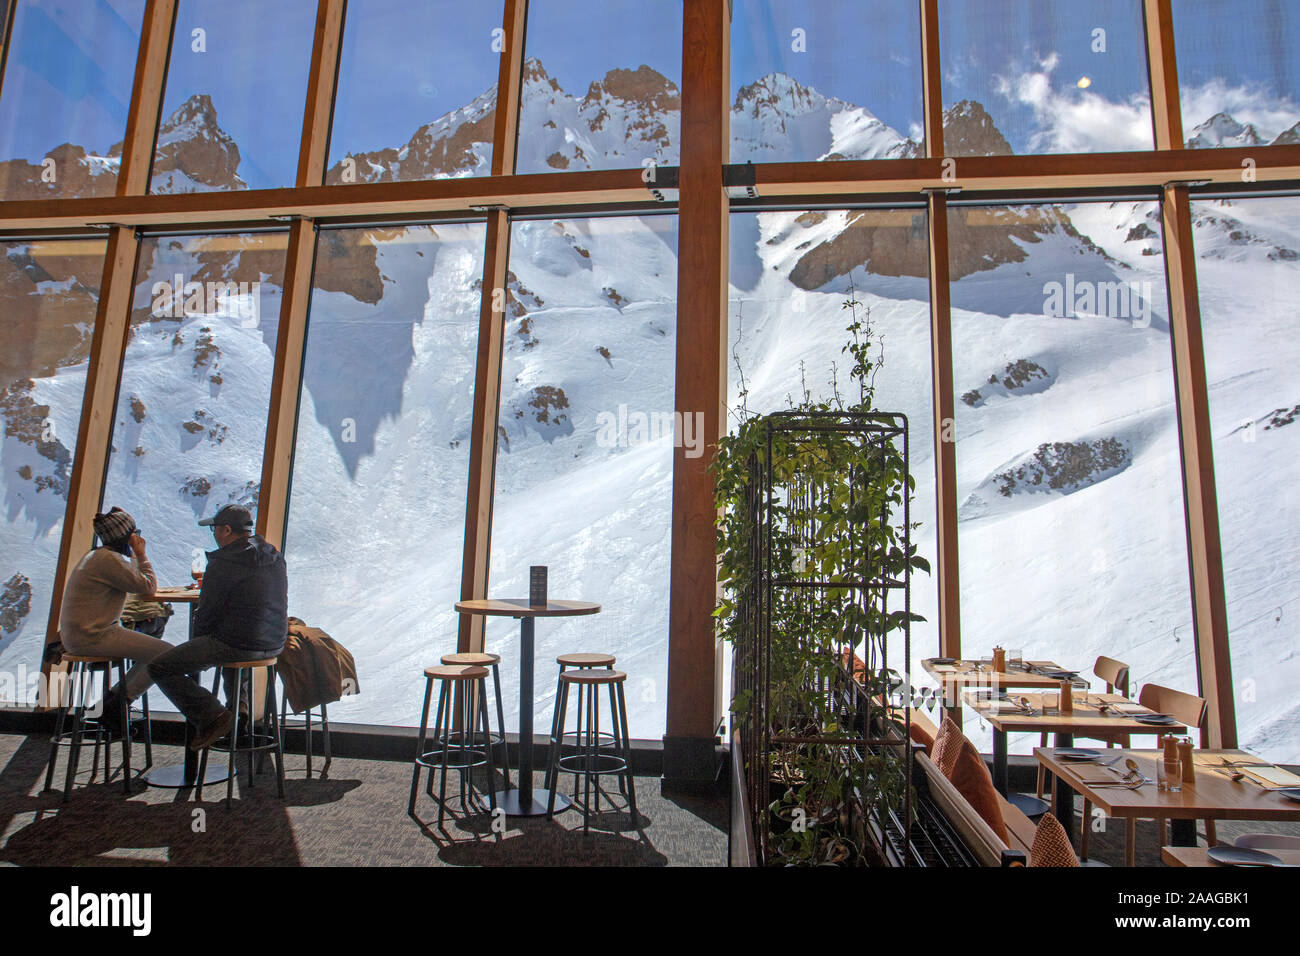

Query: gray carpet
<box><xmin>0</xmin><ymin>732</ymin><xmax>727</xmax><ymax>867</ymax></box>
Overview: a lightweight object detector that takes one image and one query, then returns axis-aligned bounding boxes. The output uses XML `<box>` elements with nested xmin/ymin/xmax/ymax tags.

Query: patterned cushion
<box><xmin>931</xmin><ymin>715</ymin><xmax>963</xmax><ymax>777</ymax></box>
<box><xmin>1029</xmin><ymin>812</ymin><xmax>1080</xmax><ymax>867</ymax></box>
<box><xmin>944</xmin><ymin>734</ymin><xmax>1011</xmax><ymax>844</ymax></box>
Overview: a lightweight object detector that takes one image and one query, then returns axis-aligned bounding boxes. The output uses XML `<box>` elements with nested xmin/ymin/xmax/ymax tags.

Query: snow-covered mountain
<box><xmin>1</xmin><ymin>71</ymin><xmax>1296</xmax><ymax>759</ymax></box>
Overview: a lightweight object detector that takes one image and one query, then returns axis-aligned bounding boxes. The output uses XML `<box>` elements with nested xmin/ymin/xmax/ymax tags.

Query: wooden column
<box><xmin>0</xmin><ymin>0</ymin><xmax>18</xmax><ymax>105</ymax></box>
<box><xmin>295</xmin><ymin>0</ymin><xmax>347</xmax><ymax>189</ymax></box>
<box><xmin>457</xmin><ymin>0</ymin><xmax>527</xmax><ymax>652</ymax></box>
<box><xmin>1161</xmin><ymin>185</ymin><xmax>1234</xmax><ymax>748</ymax></box>
<box><xmin>1143</xmin><ymin>0</ymin><xmax>1184</xmax><ymax>151</ymax></box>
<box><xmin>919</xmin><ymin>0</ymin><xmax>944</xmax><ymax>159</ymax></box>
<box><xmin>116</xmin><ymin>0</ymin><xmax>178</xmax><ymax>197</ymax></box>
<box><xmin>664</xmin><ymin>0</ymin><xmax>727</xmax><ymax>781</ymax></box>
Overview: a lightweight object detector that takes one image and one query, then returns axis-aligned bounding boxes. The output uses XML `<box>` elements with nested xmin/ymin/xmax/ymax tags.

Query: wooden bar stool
<box><xmin>196</xmin><ymin>659</ymin><xmax>286</xmax><ymax>810</ymax></box>
<box><xmin>43</xmin><ymin>655</ymin><xmax>135</xmax><ymax>800</ymax></box>
<box><xmin>545</xmin><ymin>652</ymin><xmax>616</xmax><ymax>795</ymax></box>
<box><xmin>440</xmin><ymin>651</ymin><xmax>509</xmax><ymax>787</ymax></box>
<box><xmin>545</xmin><ymin>668</ymin><xmax>637</xmax><ymax>832</ymax></box>
<box><xmin>409</xmin><ymin>664</ymin><xmax>498</xmax><ymax>824</ymax></box>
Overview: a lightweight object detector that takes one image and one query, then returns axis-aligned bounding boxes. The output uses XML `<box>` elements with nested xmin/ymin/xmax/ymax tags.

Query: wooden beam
<box><xmin>0</xmin><ymin>0</ymin><xmax>19</xmax><ymax>109</ymax></box>
<box><xmin>490</xmin><ymin>0</ymin><xmax>528</xmax><ymax>177</ymax></box>
<box><xmin>296</xmin><ymin>0</ymin><xmax>347</xmax><ymax>188</ymax></box>
<box><xmin>664</xmin><ymin>0</ymin><xmax>727</xmax><ymax>777</ymax></box>
<box><xmin>1144</xmin><ymin>0</ymin><xmax>1184</xmax><ymax>151</ymax></box>
<box><xmin>255</xmin><ymin>218</ymin><xmax>315</xmax><ymax>549</ymax></box>
<box><xmin>926</xmin><ymin>193</ymin><xmax>960</xmax><ymax>669</ymax></box>
<box><xmin>457</xmin><ymin>209</ymin><xmax>510</xmax><ymax>653</ymax></box>
<box><xmin>456</xmin><ymin>0</ymin><xmax>529</xmax><ymax>652</ymax></box>
<box><xmin>919</xmin><ymin>0</ymin><xmax>944</xmax><ymax>158</ymax></box>
<box><xmin>117</xmin><ymin>0</ymin><xmax>178</xmax><ymax>196</ymax></box>
<box><xmin>1161</xmin><ymin>184</ymin><xmax>1234</xmax><ymax>748</ymax></box>
<box><xmin>39</xmin><ymin>227</ymin><xmax>139</xmax><ymax>698</ymax></box>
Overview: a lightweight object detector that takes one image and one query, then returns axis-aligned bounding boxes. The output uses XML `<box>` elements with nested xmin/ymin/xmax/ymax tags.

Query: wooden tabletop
<box><xmin>1036</xmin><ymin>748</ymin><xmax>1300</xmax><ymax>821</ymax></box>
<box><xmin>965</xmin><ymin>690</ymin><xmax>1188</xmax><ymax>735</ymax></box>
<box><xmin>153</xmin><ymin>585</ymin><xmax>202</xmax><ymax>605</ymax></box>
<box><xmin>923</xmin><ymin>658</ymin><xmax>1074</xmax><ymax>689</ymax></box>
<box><xmin>454</xmin><ymin>598</ymin><xmax>601</xmax><ymax>618</ymax></box>
<box><xmin>1162</xmin><ymin>846</ymin><xmax>1300</xmax><ymax>867</ymax></box>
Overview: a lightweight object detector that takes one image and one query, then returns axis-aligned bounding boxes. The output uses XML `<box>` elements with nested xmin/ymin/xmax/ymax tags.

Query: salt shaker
<box><xmin>1177</xmin><ymin>738</ymin><xmax>1196</xmax><ymax>784</ymax></box>
<box><xmin>1058</xmin><ymin>679</ymin><xmax>1073</xmax><ymax>714</ymax></box>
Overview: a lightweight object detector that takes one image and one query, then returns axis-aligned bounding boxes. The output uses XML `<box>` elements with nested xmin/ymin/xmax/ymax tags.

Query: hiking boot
<box><xmin>190</xmin><ymin>709</ymin><xmax>233</xmax><ymax>751</ymax></box>
<box><xmin>97</xmin><ymin>688</ymin><xmax>125</xmax><ymax>737</ymax></box>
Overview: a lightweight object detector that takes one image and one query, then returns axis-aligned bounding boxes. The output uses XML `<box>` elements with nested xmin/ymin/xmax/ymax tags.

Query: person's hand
<box><xmin>129</xmin><ymin>533</ymin><xmax>147</xmax><ymax>556</ymax></box>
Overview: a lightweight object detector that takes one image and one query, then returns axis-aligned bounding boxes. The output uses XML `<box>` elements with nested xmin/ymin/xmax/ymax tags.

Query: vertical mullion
<box><xmin>296</xmin><ymin>0</ymin><xmax>348</xmax><ymax>189</ymax></box>
<box><xmin>1143</xmin><ymin>0</ymin><xmax>1184</xmax><ymax>151</ymax></box>
<box><xmin>458</xmin><ymin>0</ymin><xmax>528</xmax><ymax>652</ymax></box>
<box><xmin>117</xmin><ymin>0</ymin><xmax>179</xmax><ymax>197</ymax></box>
<box><xmin>919</xmin><ymin>0</ymin><xmax>944</xmax><ymax>158</ymax></box>
<box><xmin>1161</xmin><ymin>184</ymin><xmax>1234</xmax><ymax>748</ymax></box>
<box><xmin>664</xmin><ymin>0</ymin><xmax>728</xmax><ymax>779</ymax></box>
<box><xmin>0</xmin><ymin>0</ymin><xmax>19</xmax><ymax>108</ymax></box>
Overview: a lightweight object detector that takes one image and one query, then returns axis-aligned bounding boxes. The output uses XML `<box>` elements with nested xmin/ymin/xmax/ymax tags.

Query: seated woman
<box><xmin>58</xmin><ymin>507</ymin><xmax>172</xmax><ymax>732</ymax></box>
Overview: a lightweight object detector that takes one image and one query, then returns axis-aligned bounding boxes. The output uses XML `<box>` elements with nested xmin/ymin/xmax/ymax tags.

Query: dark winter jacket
<box><xmin>193</xmin><ymin>535</ymin><xmax>288</xmax><ymax>654</ymax></box>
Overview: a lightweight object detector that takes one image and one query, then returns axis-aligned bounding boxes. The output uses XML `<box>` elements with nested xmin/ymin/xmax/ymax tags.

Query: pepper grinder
<box><xmin>1058</xmin><ymin>678</ymin><xmax>1073</xmax><ymax>714</ymax></box>
<box><xmin>1177</xmin><ymin>738</ymin><xmax>1196</xmax><ymax>784</ymax></box>
<box><xmin>992</xmin><ymin>646</ymin><xmax>1006</xmax><ymax>672</ymax></box>
<box><xmin>1160</xmin><ymin>735</ymin><xmax>1180</xmax><ymax>791</ymax></box>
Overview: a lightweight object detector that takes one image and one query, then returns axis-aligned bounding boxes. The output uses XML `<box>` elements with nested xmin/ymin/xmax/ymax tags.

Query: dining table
<box><xmin>455</xmin><ymin>597</ymin><xmax>601</xmax><ymax>817</ymax></box>
<box><xmin>142</xmin><ymin>585</ymin><xmax>232</xmax><ymax>789</ymax></box>
<box><xmin>1161</xmin><ymin>845</ymin><xmax>1300</xmax><ymax>867</ymax></box>
<box><xmin>964</xmin><ymin>688</ymin><xmax>1188</xmax><ymax>840</ymax></box>
<box><xmin>1036</xmin><ymin>747</ymin><xmax>1300</xmax><ymax>866</ymax></box>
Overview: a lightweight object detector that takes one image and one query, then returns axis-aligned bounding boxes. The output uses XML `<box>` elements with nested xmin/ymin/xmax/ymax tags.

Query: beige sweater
<box><xmin>59</xmin><ymin>548</ymin><xmax>157</xmax><ymax>645</ymax></box>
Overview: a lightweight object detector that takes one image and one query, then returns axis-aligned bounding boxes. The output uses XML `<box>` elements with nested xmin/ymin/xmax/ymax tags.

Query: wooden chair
<box><xmin>1036</xmin><ymin>656</ymin><xmax>1131</xmax><ymax>797</ymax></box>
<box><xmin>1077</xmin><ymin>682</ymin><xmax>1212</xmax><ymax>861</ymax></box>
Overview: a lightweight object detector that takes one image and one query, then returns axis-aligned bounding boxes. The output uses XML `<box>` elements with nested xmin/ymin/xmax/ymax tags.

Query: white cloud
<box><xmin>994</xmin><ymin>62</ymin><xmax>1155</xmax><ymax>153</ymax></box>
<box><xmin>1178</xmin><ymin>78</ymin><xmax>1300</xmax><ymax>141</ymax></box>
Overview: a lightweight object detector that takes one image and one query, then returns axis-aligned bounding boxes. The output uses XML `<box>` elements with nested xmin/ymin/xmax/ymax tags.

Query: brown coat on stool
<box><xmin>278</xmin><ymin>617</ymin><xmax>360</xmax><ymax>714</ymax></box>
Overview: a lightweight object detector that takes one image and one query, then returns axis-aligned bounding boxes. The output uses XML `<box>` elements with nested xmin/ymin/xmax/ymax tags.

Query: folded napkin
<box><xmin>981</xmin><ymin>701</ymin><xmax>1024</xmax><ymax>714</ymax></box>
<box><xmin>931</xmin><ymin>665</ymin><xmax>957</xmax><ymax>674</ymax></box>
<box><xmin>1106</xmin><ymin>702</ymin><xmax>1150</xmax><ymax>715</ymax></box>
<box><xmin>1067</xmin><ymin>762</ymin><xmax>1131</xmax><ymax>784</ymax></box>
<box><xmin>1243</xmin><ymin>765</ymin><xmax>1300</xmax><ymax>790</ymax></box>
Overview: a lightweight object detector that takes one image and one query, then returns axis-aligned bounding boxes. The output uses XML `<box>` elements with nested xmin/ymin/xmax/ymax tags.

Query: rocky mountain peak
<box><xmin>942</xmin><ymin>99</ymin><xmax>1014</xmax><ymax>156</ymax></box>
<box><xmin>1270</xmin><ymin>122</ymin><xmax>1300</xmax><ymax>146</ymax></box>
<box><xmin>582</xmin><ymin>65</ymin><xmax>679</xmax><ymax>112</ymax></box>
<box><xmin>733</xmin><ymin>72</ymin><xmax>826</xmax><ymax>117</ymax></box>
<box><xmin>150</xmin><ymin>93</ymin><xmax>246</xmax><ymax>193</ymax></box>
<box><xmin>1186</xmin><ymin>111</ymin><xmax>1263</xmax><ymax>149</ymax></box>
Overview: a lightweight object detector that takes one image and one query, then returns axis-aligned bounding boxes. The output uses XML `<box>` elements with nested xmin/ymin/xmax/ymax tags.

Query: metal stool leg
<box><xmin>409</xmin><ymin>676</ymin><xmax>434</xmax><ymax>815</ymax></box>
<box><xmin>546</xmin><ymin>680</ymin><xmax>569</xmax><ymax>819</ymax></box>
<box><xmin>118</xmin><ymin>659</ymin><xmax>133</xmax><ymax>793</ymax></box>
<box><xmin>434</xmin><ymin>682</ymin><xmax>451</xmax><ymax>824</ymax></box>
<box><xmin>62</xmin><ymin>662</ymin><xmax>87</xmax><ymax>802</ymax></box>
<box><xmin>44</xmin><ymin>667</ymin><xmax>71</xmax><ymax>794</ymax></box>
<box><xmin>139</xmin><ymin>686</ymin><xmax>153</xmax><ymax>770</ymax></box>
<box><xmin>267</xmin><ymin>665</ymin><xmax>285</xmax><ymax>799</ymax></box>
<box><xmin>617</xmin><ymin>681</ymin><xmax>637</xmax><ymax>821</ymax></box>
<box><xmin>320</xmin><ymin>701</ymin><xmax>331</xmax><ymax>774</ymax></box>
<box><xmin>478</xmin><ymin>677</ymin><xmax>497</xmax><ymax>813</ymax></box>
<box><xmin>225</xmin><ymin>667</ymin><xmax>241</xmax><ymax>810</ymax></box>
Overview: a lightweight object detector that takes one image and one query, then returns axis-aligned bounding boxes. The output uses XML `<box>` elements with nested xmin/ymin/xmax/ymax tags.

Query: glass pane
<box><xmin>150</xmin><ymin>0</ymin><xmax>316</xmax><ymax>192</ymax></box>
<box><xmin>99</xmin><ymin>231</ymin><xmax>286</xmax><ymax>671</ymax></box>
<box><xmin>1193</xmin><ymin>195</ymin><xmax>1300</xmax><ymax>762</ymax></box>
<box><xmin>940</xmin><ymin>0</ymin><xmax>1154</xmax><ymax>155</ymax></box>
<box><xmin>489</xmin><ymin>215</ymin><xmax>678</xmax><ymax>738</ymax></box>
<box><xmin>0</xmin><ymin>238</ymin><xmax>104</xmax><ymax>703</ymax></box>
<box><xmin>1174</xmin><ymin>0</ymin><xmax>1300</xmax><ymax>148</ymax></box>
<box><xmin>0</xmin><ymin>0</ymin><xmax>145</xmax><ymax>199</ymax></box>
<box><xmin>948</xmin><ymin>201</ymin><xmax>1193</xmax><ymax>752</ymax></box>
<box><xmin>515</xmin><ymin>0</ymin><xmax>682</xmax><ymax>174</ymax></box>
<box><xmin>326</xmin><ymin>0</ymin><xmax>503</xmax><ymax>185</ymax></box>
<box><xmin>731</xmin><ymin>0</ymin><xmax>923</xmax><ymax>162</ymax></box>
<box><xmin>284</xmin><ymin>223</ymin><xmax>486</xmax><ymax>727</ymax></box>
<box><xmin>727</xmin><ymin>208</ymin><xmax>938</xmax><ymax>702</ymax></box>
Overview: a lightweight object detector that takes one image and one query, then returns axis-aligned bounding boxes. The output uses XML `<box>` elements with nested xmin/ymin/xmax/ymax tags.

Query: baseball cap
<box><xmin>199</xmin><ymin>504</ymin><xmax>254</xmax><ymax>530</ymax></box>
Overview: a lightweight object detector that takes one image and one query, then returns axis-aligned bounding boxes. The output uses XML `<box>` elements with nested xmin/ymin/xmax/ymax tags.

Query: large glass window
<box><xmin>99</xmin><ymin>231</ymin><xmax>286</xmax><ymax>658</ymax></box>
<box><xmin>1174</xmin><ymin>0</ymin><xmax>1300</xmax><ymax>148</ymax></box>
<box><xmin>0</xmin><ymin>238</ymin><xmax>104</xmax><ymax>703</ymax></box>
<box><xmin>0</xmin><ymin>0</ymin><xmax>146</xmax><ymax>199</ymax></box>
<box><xmin>731</xmin><ymin>0</ymin><xmax>923</xmax><ymax>162</ymax></box>
<box><xmin>325</xmin><ymin>0</ymin><xmax>503</xmax><ymax>185</ymax></box>
<box><xmin>727</xmin><ymin>207</ymin><xmax>938</xmax><ymax>692</ymax></box>
<box><xmin>283</xmin><ymin>222</ymin><xmax>486</xmax><ymax>727</ymax></box>
<box><xmin>515</xmin><ymin>0</ymin><xmax>682</xmax><ymax>174</ymax></box>
<box><xmin>940</xmin><ymin>0</ymin><xmax>1154</xmax><ymax>155</ymax></box>
<box><xmin>150</xmin><ymin>0</ymin><xmax>316</xmax><ymax>192</ymax></box>
<box><xmin>488</xmin><ymin>214</ymin><xmax>678</xmax><ymax>738</ymax></box>
<box><xmin>1193</xmin><ymin>195</ymin><xmax>1300</xmax><ymax>763</ymax></box>
<box><xmin>948</xmin><ymin>201</ymin><xmax>1193</xmax><ymax>752</ymax></box>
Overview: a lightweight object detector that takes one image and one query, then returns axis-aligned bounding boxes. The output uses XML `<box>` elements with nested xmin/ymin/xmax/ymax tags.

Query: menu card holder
<box><xmin>529</xmin><ymin>566</ymin><xmax>548</xmax><ymax>607</ymax></box>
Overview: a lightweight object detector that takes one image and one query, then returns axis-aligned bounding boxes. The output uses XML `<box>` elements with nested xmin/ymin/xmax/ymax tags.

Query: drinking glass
<box><xmin>1008</xmin><ymin>648</ymin><xmax>1024</xmax><ymax>670</ymax></box>
<box><xmin>1157</xmin><ymin>757</ymin><xmax>1181</xmax><ymax>793</ymax></box>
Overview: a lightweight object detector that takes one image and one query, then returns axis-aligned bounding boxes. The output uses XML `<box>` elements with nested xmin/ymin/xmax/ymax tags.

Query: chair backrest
<box><xmin>1093</xmin><ymin>655</ymin><xmax>1130</xmax><ymax>697</ymax></box>
<box><xmin>1137</xmin><ymin>682</ymin><xmax>1206</xmax><ymax>729</ymax></box>
<box><xmin>1235</xmin><ymin>833</ymin><xmax>1300</xmax><ymax>851</ymax></box>
<box><xmin>915</xmin><ymin>751</ymin><xmax>1009</xmax><ymax>868</ymax></box>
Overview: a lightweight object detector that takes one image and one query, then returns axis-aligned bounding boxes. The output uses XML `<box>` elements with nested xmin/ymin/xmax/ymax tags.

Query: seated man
<box><xmin>147</xmin><ymin>505</ymin><xmax>288</xmax><ymax>750</ymax></box>
<box><xmin>60</xmin><ymin>508</ymin><xmax>172</xmax><ymax>723</ymax></box>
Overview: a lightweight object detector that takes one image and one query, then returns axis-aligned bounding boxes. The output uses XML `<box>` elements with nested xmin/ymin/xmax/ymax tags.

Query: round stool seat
<box><xmin>61</xmin><ymin>654</ymin><xmax>117</xmax><ymax>664</ymax></box>
<box><xmin>557</xmin><ymin>652</ymin><xmax>615</xmax><ymax>667</ymax></box>
<box><xmin>224</xmin><ymin>658</ymin><xmax>278</xmax><ymax>670</ymax></box>
<box><xmin>560</xmin><ymin>668</ymin><xmax>625</xmax><ymax>685</ymax></box>
<box><xmin>423</xmin><ymin>664</ymin><xmax>489</xmax><ymax>681</ymax></box>
<box><xmin>440</xmin><ymin>652</ymin><xmax>501</xmax><ymax>666</ymax></box>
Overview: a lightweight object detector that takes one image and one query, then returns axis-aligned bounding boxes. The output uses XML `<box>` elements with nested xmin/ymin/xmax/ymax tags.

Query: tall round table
<box><xmin>454</xmin><ymin>598</ymin><xmax>601</xmax><ymax>816</ymax></box>
<box><xmin>143</xmin><ymin>585</ymin><xmax>231</xmax><ymax>789</ymax></box>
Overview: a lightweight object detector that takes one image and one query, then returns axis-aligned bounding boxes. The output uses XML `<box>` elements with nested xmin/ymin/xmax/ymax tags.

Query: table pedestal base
<box><xmin>145</xmin><ymin>763</ymin><xmax>231</xmax><ymax>789</ymax></box>
<box><xmin>494</xmin><ymin>788</ymin><xmax>571</xmax><ymax>816</ymax></box>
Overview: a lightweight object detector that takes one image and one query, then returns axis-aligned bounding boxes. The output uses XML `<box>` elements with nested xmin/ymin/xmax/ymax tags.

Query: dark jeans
<box><xmin>147</xmin><ymin>636</ymin><xmax>282</xmax><ymax>725</ymax></box>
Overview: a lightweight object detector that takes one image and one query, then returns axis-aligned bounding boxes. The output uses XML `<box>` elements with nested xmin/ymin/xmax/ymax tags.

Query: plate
<box><xmin>1275</xmin><ymin>787</ymin><xmax>1300</xmax><ymax>803</ymax></box>
<box><xmin>971</xmin><ymin>689</ymin><xmax>1009</xmax><ymax>700</ymax></box>
<box><xmin>1207</xmin><ymin>845</ymin><xmax>1284</xmax><ymax>867</ymax></box>
<box><xmin>1056</xmin><ymin>748</ymin><xmax>1103</xmax><ymax>761</ymax></box>
<box><xmin>1043</xmin><ymin>670</ymin><xmax>1079</xmax><ymax>680</ymax></box>
<box><xmin>1133</xmin><ymin>714</ymin><xmax>1178</xmax><ymax>725</ymax></box>
<box><xmin>930</xmin><ymin>658</ymin><xmax>956</xmax><ymax>666</ymax></box>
